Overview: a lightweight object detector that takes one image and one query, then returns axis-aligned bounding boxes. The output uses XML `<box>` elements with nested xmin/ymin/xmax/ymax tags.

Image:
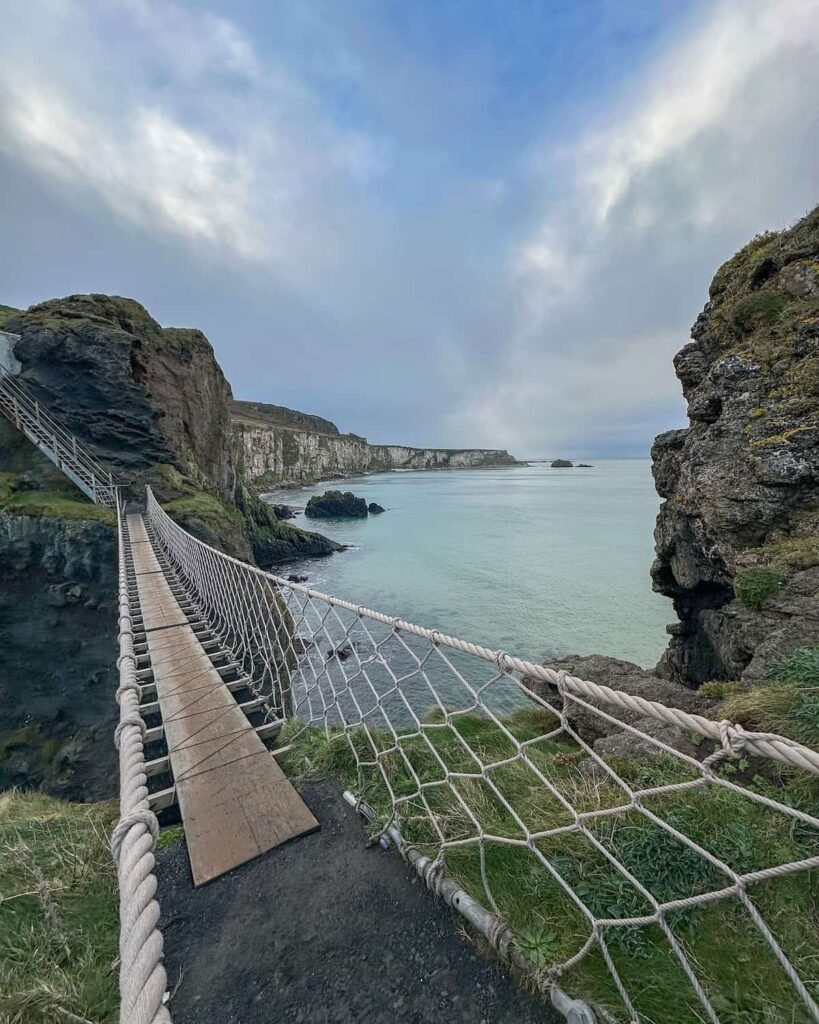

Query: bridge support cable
<box><xmin>144</xmin><ymin>486</ymin><xmax>819</xmax><ymax>1024</ymax></box>
<box><xmin>111</xmin><ymin>497</ymin><xmax>171</xmax><ymax>1024</ymax></box>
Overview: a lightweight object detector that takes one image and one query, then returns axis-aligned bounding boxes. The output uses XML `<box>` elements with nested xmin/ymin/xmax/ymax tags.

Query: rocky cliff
<box><xmin>0</xmin><ymin>419</ymin><xmax>118</xmax><ymax>800</ymax></box>
<box><xmin>3</xmin><ymin>295</ymin><xmax>340</xmax><ymax>564</ymax></box>
<box><xmin>526</xmin><ymin>208</ymin><xmax>819</xmax><ymax>756</ymax></box>
<box><xmin>652</xmin><ymin>205</ymin><xmax>819</xmax><ymax>685</ymax></box>
<box><xmin>235</xmin><ymin>419</ymin><xmax>520</xmax><ymax>489</ymax></box>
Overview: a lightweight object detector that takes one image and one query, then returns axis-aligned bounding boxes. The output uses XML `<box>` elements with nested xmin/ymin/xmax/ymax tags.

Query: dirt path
<box><xmin>157</xmin><ymin>780</ymin><xmax>559</xmax><ymax>1024</ymax></box>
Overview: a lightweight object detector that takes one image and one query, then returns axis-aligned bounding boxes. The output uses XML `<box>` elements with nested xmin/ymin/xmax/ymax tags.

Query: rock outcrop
<box><xmin>305</xmin><ymin>491</ymin><xmax>369</xmax><ymax>518</ymax></box>
<box><xmin>526</xmin><ymin>655</ymin><xmax>717</xmax><ymax>761</ymax></box>
<box><xmin>527</xmin><ymin>208</ymin><xmax>819</xmax><ymax>760</ymax></box>
<box><xmin>551</xmin><ymin>459</ymin><xmax>573</xmax><ymax>468</ymax></box>
<box><xmin>3</xmin><ymin>294</ymin><xmax>340</xmax><ymax>564</ymax></box>
<box><xmin>652</xmin><ymin>206</ymin><xmax>819</xmax><ymax>684</ymax></box>
<box><xmin>5</xmin><ymin>295</ymin><xmax>235</xmax><ymax>493</ymax></box>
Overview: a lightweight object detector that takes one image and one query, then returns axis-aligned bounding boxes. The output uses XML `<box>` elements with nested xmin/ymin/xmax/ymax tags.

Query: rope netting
<box><xmin>145</xmin><ymin>488</ymin><xmax>819</xmax><ymax>1024</ymax></box>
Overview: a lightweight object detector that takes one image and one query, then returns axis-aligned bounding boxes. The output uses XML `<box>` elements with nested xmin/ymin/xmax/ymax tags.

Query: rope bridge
<box><xmin>140</xmin><ymin>486</ymin><xmax>819</xmax><ymax>1024</ymax></box>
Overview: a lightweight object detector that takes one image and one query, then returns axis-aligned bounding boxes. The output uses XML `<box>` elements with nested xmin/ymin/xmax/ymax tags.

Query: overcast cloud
<box><xmin>1</xmin><ymin>0</ymin><xmax>817</xmax><ymax>457</ymax></box>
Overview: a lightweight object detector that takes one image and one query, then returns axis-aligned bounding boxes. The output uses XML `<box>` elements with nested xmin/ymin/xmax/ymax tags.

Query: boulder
<box><xmin>305</xmin><ymin>490</ymin><xmax>369</xmax><ymax>518</ymax></box>
<box><xmin>524</xmin><ymin>655</ymin><xmax>718</xmax><ymax>757</ymax></box>
<box><xmin>368</xmin><ymin>502</ymin><xmax>386</xmax><ymax>514</ymax></box>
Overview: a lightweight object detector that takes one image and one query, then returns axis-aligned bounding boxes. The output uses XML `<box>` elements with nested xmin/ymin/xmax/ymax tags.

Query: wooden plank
<box><xmin>127</xmin><ymin>513</ymin><xmax>318</xmax><ymax>886</ymax></box>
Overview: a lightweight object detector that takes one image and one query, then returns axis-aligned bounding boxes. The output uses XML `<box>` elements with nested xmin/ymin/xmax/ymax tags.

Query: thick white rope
<box><xmin>145</xmin><ymin>487</ymin><xmax>819</xmax><ymax>776</ymax></box>
<box><xmin>113</xmin><ymin>498</ymin><xmax>171</xmax><ymax>1024</ymax></box>
<box><xmin>145</xmin><ymin>486</ymin><xmax>819</xmax><ymax>1024</ymax></box>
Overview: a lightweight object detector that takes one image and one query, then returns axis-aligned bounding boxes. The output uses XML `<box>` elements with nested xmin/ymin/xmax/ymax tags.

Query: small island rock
<box><xmin>551</xmin><ymin>459</ymin><xmax>573</xmax><ymax>468</ymax></box>
<box><xmin>368</xmin><ymin>502</ymin><xmax>386</xmax><ymax>514</ymax></box>
<box><xmin>305</xmin><ymin>490</ymin><xmax>369</xmax><ymax>518</ymax></box>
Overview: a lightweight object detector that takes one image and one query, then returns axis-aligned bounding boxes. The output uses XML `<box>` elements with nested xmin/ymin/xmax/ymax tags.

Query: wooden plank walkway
<box><xmin>127</xmin><ymin>514</ymin><xmax>318</xmax><ymax>886</ymax></box>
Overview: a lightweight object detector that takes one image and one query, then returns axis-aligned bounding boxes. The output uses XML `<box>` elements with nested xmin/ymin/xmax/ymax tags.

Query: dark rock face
<box><xmin>6</xmin><ymin>294</ymin><xmax>235</xmax><ymax>497</ymax></box>
<box><xmin>551</xmin><ymin>459</ymin><xmax>573</xmax><ymax>468</ymax></box>
<box><xmin>651</xmin><ymin>207</ymin><xmax>819</xmax><ymax>684</ymax></box>
<box><xmin>4</xmin><ymin>294</ymin><xmax>340</xmax><ymax>563</ymax></box>
<box><xmin>0</xmin><ymin>513</ymin><xmax>117</xmax><ymax>801</ymax></box>
<box><xmin>305</xmin><ymin>491</ymin><xmax>369</xmax><ymax>518</ymax></box>
<box><xmin>368</xmin><ymin>502</ymin><xmax>385</xmax><ymax>514</ymax></box>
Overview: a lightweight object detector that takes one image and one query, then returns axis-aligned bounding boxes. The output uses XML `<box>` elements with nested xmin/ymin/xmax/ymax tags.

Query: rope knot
<box><xmin>114</xmin><ymin>714</ymin><xmax>147</xmax><ymax>750</ymax></box>
<box><xmin>494</xmin><ymin>649</ymin><xmax>508</xmax><ymax>675</ymax></box>
<box><xmin>116</xmin><ymin>679</ymin><xmax>142</xmax><ymax>703</ymax></box>
<box><xmin>110</xmin><ymin>809</ymin><xmax>159</xmax><ymax>864</ymax></box>
<box><xmin>430</xmin><ymin>630</ymin><xmax>443</xmax><ymax>647</ymax></box>
<box><xmin>702</xmin><ymin>719</ymin><xmax>747</xmax><ymax>771</ymax></box>
<box><xmin>425</xmin><ymin>856</ymin><xmax>446</xmax><ymax>895</ymax></box>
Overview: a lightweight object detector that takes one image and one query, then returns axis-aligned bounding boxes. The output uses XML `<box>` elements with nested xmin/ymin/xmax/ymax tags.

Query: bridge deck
<box><xmin>127</xmin><ymin>514</ymin><xmax>318</xmax><ymax>886</ymax></box>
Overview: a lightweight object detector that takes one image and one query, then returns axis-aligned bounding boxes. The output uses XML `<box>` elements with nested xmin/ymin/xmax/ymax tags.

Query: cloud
<box><xmin>0</xmin><ymin>0</ymin><xmax>817</xmax><ymax>456</ymax></box>
<box><xmin>0</xmin><ymin>0</ymin><xmax>386</xmax><ymax>284</ymax></box>
<box><xmin>448</xmin><ymin>0</ymin><xmax>819</xmax><ymax>455</ymax></box>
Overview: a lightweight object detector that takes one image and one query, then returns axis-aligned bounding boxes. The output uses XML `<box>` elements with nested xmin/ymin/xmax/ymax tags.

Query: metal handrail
<box><xmin>0</xmin><ymin>363</ymin><xmax>118</xmax><ymax>505</ymax></box>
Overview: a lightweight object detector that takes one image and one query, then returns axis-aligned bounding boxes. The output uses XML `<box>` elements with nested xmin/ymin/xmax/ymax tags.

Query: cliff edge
<box><xmin>652</xmin><ymin>205</ymin><xmax>819</xmax><ymax>684</ymax></box>
<box><xmin>2</xmin><ymin>294</ymin><xmax>341</xmax><ymax>564</ymax></box>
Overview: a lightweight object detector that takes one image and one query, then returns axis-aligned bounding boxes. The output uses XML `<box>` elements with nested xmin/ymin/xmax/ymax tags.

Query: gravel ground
<box><xmin>157</xmin><ymin>779</ymin><xmax>558</xmax><ymax>1024</ymax></box>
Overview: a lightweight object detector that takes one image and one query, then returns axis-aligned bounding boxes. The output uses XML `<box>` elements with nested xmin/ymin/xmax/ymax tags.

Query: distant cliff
<box><xmin>234</xmin><ymin>418</ymin><xmax>520</xmax><ymax>489</ymax></box>
<box><xmin>233</xmin><ymin>399</ymin><xmax>341</xmax><ymax>437</ymax></box>
<box><xmin>652</xmin><ymin>205</ymin><xmax>819</xmax><ymax>685</ymax></box>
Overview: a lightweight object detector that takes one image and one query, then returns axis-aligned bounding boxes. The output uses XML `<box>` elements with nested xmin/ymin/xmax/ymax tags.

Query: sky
<box><xmin>1</xmin><ymin>1</ymin><xmax>818</xmax><ymax>458</ymax></box>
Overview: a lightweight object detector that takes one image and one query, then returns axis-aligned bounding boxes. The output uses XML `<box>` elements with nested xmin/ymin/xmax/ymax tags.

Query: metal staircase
<box><xmin>0</xmin><ymin>361</ymin><xmax>118</xmax><ymax>507</ymax></box>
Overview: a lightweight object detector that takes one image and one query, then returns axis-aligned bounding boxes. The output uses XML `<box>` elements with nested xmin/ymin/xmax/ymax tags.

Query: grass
<box><xmin>0</xmin><ymin>790</ymin><xmax>119</xmax><ymax>1024</ymax></box>
<box><xmin>279</xmin><ymin>702</ymin><xmax>819</xmax><ymax>1023</ymax></box>
<box><xmin>156</xmin><ymin>824</ymin><xmax>185</xmax><ymax>850</ymax></box>
<box><xmin>734</xmin><ymin>567</ymin><xmax>784</xmax><ymax>610</ymax></box>
<box><xmin>0</xmin><ymin>303</ymin><xmax>19</xmax><ymax>327</ymax></box>
<box><xmin>759</xmin><ymin>534</ymin><xmax>819</xmax><ymax>572</ymax></box>
<box><xmin>731</xmin><ymin>292</ymin><xmax>788</xmax><ymax>333</ymax></box>
<box><xmin>0</xmin><ymin>488</ymin><xmax>116</xmax><ymax>526</ymax></box>
<box><xmin>721</xmin><ymin>647</ymin><xmax>819</xmax><ymax>749</ymax></box>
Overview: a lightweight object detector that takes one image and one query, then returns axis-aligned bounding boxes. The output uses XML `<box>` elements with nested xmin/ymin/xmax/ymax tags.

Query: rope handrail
<box><xmin>144</xmin><ymin>487</ymin><xmax>819</xmax><ymax>777</ymax></box>
<box><xmin>144</xmin><ymin>484</ymin><xmax>819</xmax><ymax>1023</ymax></box>
<box><xmin>112</xmin><ymin>496</ymin><xmax>170</xmax><ymax>1024</ymax></box>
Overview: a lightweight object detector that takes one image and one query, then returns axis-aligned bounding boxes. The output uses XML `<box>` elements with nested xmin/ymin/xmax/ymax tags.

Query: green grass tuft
<box><xmin>732</xmin><ymin>291</ymin><xmax>788</xmax><ymax>333</ymax></box>
<box><xmin>722</xmin><ymin>647</ymin><xmax>819</xmax><ymax>750</ymax></box>
<box><xmin>0</xmin><ymin>303</ymin><xmax>20</xmax><ymax>327</ymax></box>
<box><xmin>0</xmin><ymin>488</ymin><xmax>116</xmax><ymax>525</ymax></box>
<box><xmin>734</xmin><ymin>567</ymin><xmax>784</xmax><ymax>609</ymax></box>
<box><xmin>156</xmin><ymin>824</ymin><xmax>185</xmax><ymax>850</ymax></box>
<box><xmin>0</xmin><ymin>790</ymin><xmax>119</xmax><ymax>1024</ymax></box>
<box><xmin>280</xmin><ymin>706</ymin><xmax>819</xmax><ymax>1023</ymax></box>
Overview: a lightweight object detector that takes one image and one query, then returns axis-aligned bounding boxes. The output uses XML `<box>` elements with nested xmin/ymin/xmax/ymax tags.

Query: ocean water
<box><xmin>263</xmin><ymin>459</ymin><xmax>672</xmax><ymax>673</ymax></box>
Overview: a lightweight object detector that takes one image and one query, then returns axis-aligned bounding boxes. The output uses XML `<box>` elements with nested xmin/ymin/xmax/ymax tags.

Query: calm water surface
<box><xmin>263</xmin><ymin>460</ymin><xmax>672</xmax><ymax>671</ymax></box>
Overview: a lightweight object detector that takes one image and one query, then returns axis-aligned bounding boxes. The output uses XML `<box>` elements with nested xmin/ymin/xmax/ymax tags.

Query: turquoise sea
<box><xmin>263</xmin><ymin>460</ymin><xmax>672</xmax><ymax>672</ymax></box>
